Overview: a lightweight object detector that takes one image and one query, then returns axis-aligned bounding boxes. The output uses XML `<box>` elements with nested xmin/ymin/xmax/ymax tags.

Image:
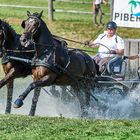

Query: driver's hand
<box><xmin>84</xmin><ymin>40</ymin><xmax>90</xmax><ymax>46</ymax></box>
<box><xmin>138</xmin><ymin>53</ymin><xmax>140</xmax><ymax>58</ymax></box>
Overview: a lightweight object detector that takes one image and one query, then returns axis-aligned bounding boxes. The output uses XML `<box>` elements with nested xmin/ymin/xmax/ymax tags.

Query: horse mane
<box><xmin>0</xmin><ymin>20</ymin><xmax>21</xmax><ymax>50</ymax></box>
<box><xmin>1</xmin><ymin>20</ymin><xmax>17</xmax><ymax>37</ymax></box>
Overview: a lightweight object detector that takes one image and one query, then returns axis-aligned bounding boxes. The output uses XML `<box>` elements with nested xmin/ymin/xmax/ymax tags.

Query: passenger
<box><xmin>85</xmin><ymin>21</ymin><xmax>124</xmax><ymax>73</ymax></box>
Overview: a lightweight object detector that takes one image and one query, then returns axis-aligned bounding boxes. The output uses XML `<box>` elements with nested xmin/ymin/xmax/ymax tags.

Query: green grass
<box><xmin>0</xmin><ymin>114</ymin><xmax>140</xmax><ymax>140</ymax></box>
<box><xmin>0</xmin><ymin>0</ymin><xmax>139</xmax><ymax>82</ymax></box>
<box><xmin>0</xmin><ymin>0</ymin><xmax>139</xmax><ymax>40</ymax></box>
<box><xmin>0</xmin><ymin>1</ymin><xmax>140</xmax><ymax>139</ymax></box>
<box><xmin>0</xmin><ymin>0</ymin><xmax>47</xmax><ymax>5</ymax></box>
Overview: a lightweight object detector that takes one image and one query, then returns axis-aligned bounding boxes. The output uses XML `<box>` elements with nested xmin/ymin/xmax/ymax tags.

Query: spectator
<box><xmin>93</xmin><ymin>0</ymin><xmax>107</xmax><ymax>27</ymax></box>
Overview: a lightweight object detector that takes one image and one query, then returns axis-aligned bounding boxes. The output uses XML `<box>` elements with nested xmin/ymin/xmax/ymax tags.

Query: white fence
<box><xmin>48</xmin><ymin>0</ymin><xmax>110</xmax><ymax>21</ymax></box>
<box><xmin>0</xmin><ymin>1</ymin><xmax>110</xmax><ymax>21</ymax></box>
<box><xmin>124</xmin><ymin>39</ymin><xmax>140</xmax><ymax>75</ymax></box>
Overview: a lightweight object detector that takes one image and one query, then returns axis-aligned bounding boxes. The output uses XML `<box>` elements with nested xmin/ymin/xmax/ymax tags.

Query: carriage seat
<box><xmin>106</xmin><ymin>56</ymin><xmax>127</xmax><ymax>80</ymax></box>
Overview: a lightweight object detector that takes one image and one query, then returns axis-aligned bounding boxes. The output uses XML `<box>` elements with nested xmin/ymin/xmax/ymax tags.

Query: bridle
<box><xmin>0</xmin><ymin>26</ymin><xmax>7</xmax><ymax>56</ymax></box>
<box><xmin>22</xmin><ymin>16</ymin><xmax>41</xmax><ymax>36</ymax></box>
<box><xmin>0</xmin><ymin>24</ymin><xmax>35</xmax><ymax>56</ymax></box>
<box><xmin>20</xmin><ymin>15</ymin><xmax>42</xmax><ymax>49</ymax></box>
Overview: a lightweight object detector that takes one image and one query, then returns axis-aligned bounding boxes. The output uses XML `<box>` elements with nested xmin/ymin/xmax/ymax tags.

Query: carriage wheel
<box><xmin>108</xmin><ymin>87</ymin><xmax>126</xmax><ymax>104</ymax></box>
<box><xmin>100</xmin><ymin>63</ymin><xmax>107</xmax><ymax>75</ymax></box>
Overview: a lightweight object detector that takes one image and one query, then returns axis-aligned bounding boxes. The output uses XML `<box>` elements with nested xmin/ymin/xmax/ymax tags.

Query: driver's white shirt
<box><xmin>94</xmin><ymin>0</ymin><xmax>102</xmax><ymax>5</ymax></box>
<box><xmin>93</xmin><ymin>32</ymin><xmax>124</xmax><ymax>58</ymax></box>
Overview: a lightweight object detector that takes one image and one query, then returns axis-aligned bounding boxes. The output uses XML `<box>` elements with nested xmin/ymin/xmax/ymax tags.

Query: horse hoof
<box><xmin>13</xmin><ymin>99</ymin><xmax>24</xmax><ymax>108</ymax></box>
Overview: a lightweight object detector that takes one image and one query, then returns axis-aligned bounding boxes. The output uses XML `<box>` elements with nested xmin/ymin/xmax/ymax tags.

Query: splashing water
<box><xmin>0</xmin><ymin>76</ymin><xmax>140</xmax><ymax>119</ymax></box>
<box><xmin>88</xmin><ymin>85</ymin><xmax>140</xmax><ymax>119</ymax></box>
<box><xmin>0</xmin><ymin>77</ymin><xmax>81</xmax><ymax>118</ymax></box>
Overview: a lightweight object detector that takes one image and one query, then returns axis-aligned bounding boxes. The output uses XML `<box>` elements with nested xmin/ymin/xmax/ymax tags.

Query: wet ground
<box><xmin>0</xmin><ymin>76</ymin><xmax>140</xmax><ymax>119</ymax></box>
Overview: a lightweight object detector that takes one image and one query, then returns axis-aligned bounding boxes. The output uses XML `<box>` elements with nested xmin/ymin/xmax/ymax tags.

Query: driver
<box><xmin>85</xmin><ymin>21</ymin><xmax>124</xmax><ymax>73</ymax></box>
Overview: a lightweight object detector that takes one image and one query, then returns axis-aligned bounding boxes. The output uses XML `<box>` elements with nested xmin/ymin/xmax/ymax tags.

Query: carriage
<box><xmin>7</xmin><ymin>40</ymin><xmax>140</xmax><ymax>108</ymax></box>
<box><xmin>92</xmin><ymin>55</ymin><xmax>140</xmax><ymax>103</ymax></box>
<box><xmin>1</xmin><ymin>11</ymin><xmax>140</xmax><ymax>117</ymax></box>
<box><xmin>48</xmin><ymin>52</ymin><xmax>140</xmax><ymax>104</ymax></box>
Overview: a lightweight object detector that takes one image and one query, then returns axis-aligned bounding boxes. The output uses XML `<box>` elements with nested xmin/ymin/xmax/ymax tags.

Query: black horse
<box><xmin>14</xmin><ymin>11</ymin><xmax>97</xmax><ymax>117</ymax></box>
<box><xmin>0</xmin><ymin>19</ymin><xmax>41</xmax><ymax>115</ymax></box>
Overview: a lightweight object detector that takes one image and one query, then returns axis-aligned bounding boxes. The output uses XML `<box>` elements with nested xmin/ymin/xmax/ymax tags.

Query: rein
<box><xmin>52</xmin><ymin>24</ymin><xmax>105</xmax><ymax>45</ymax></box>
<box><xmin>27</xmin><ymin>39</ymin><xmax>113</xmax><ymax>55</ymax></box>
<box><xmin>6</xmin><ymin>49</ymin><xmax>35</xmax><ymax>53</ymax></box>
<box><xmin>32</xmin><ymin>41</ymin><xmax>105</xmax><ymax>54</ymax></box>
<box><xmin>52</xmin><ymin>35</ymin><xmax>85</xmax><ymax>45</ymax></box>
<box><xmin>52</xmin><ymin>35</ymin><xmax>111</xmax><ymax>53</ymax></box>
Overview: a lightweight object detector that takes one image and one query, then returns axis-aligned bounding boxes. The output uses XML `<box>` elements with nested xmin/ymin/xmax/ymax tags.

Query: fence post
<box><xmin>48</xmin><ymin>0</ymin><xmax>54</xmax><ymax>21</ymax></box>
<box><xmin>110</xmin><ymin>0</ymin><xmax>114</xmax><ymax>20</ymax></box>
<box><xmin>124</xmin><ymin>39</ymin><xmax>140</xmax><ymax>79</ymax></box>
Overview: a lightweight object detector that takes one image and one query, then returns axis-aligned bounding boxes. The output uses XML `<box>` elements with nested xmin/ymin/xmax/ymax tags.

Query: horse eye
<box><xmin>34</xmin><ymin>22</ymin><xmax>38</xmax><ymax>27</ymax></box>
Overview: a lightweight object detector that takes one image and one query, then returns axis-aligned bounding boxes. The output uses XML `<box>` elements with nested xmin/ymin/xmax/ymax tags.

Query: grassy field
<box><xmin>0</xmin><ymin>1</ymin><xmax>140</xmax><ymax>139</ymax></box>
<box><xmin>0</xmin><ymin>0</ymin><xmax>139</xmax><ymax>61</ymax></box>
<box><xmin>0</xmin><ymin>114</ymin><xmax>140</xmax><ymax>140</ymax></box>
<box><xmin>0</xmin><ymin>0</ymin><xmax>139</xmax><ymax>39</ymax></box>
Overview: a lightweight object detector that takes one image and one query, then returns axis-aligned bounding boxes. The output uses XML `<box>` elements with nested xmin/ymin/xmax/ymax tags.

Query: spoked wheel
<box><xmin>100</xmin><ymin>63</ymin><xmax>107</xmax><ymax>75</ymax></box>
<box><xmin>108</xmin><ymin>87</ymin><xmax>126</xmax><ymax>104</ymax></box>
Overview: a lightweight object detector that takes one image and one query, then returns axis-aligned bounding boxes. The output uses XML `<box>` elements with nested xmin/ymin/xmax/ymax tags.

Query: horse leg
<box><xmin>85</xmin><ymin>89</ymin><xmax>90</xmax><ymax>107</ymax></box>
<box><xmin>73</xmin><ymin>85</ymin><xmax>87</xmax><ymax>117</ymax></box>
<box><xmin>13</xmin><ymin>74</ymin><xmax>57</xmax><ymax>108</ymax></box>
<box><xmin>0</xmin><ymin>68</ymin><xmax>16</xmax><ymax>114</ymax></box>
<box><xmin>29</xmin><ymin>87</ymin><xmax>41</xmax><ymax>116</ymax></box>
<box><xmin>84</xmin><ymin>80</ymin><xmax>94</xmax><ymax>108</ymax></box>
<box><xmin>5</xmin><ymin>80</ymin><xmax>14</xmax><ymax>114</ymax></box>
<box><xmin>0</xmin><ymin>78</ymin><xmax>8</xmax><ymax>88</ymax></box>
<box><xmin>74</xmin><ymin>81</ymin><xmax>92</xmax><ymax>118</ymax></box>
<box><xmin>0</xmin><ymin>68</ymin><xmax>15</xmax><ymax>88</ymax></box>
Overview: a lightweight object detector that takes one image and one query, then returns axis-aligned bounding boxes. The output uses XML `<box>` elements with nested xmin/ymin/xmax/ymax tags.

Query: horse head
<box><xmin>21</xmin><ymin>10</ymin><xmax>43</xmax><ymax>34</ymax></box>
<box><xmin>20</xmin><ymin>11</ymin><xmax>54</xmax><ymax>53</ymax></box>
<box><xmin>0</xmin><ymin>19</ymin><xmax>35</xmax><ymax>59</ymax></box>
<box><xmin>20</xmin><ymin>11</ymin><xmax>43</xmax><ymax>47</ymax></box>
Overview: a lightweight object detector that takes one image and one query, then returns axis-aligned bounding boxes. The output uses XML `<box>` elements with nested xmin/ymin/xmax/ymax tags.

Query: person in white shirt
<box><xmin>93</xmin><ymin>0</ymin><xmax>107</xmax><ymax>26</ymax></box>
<box><xmin>85</xmin><ymin>21</ymin><xmax>124</xmax><ymax>73</ymax></box>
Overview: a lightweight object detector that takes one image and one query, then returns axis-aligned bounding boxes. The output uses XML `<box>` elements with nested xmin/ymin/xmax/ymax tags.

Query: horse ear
<box><xmin>27</xmin><ymin>11</ymin><xmax>31</xmax><ymax>17</ymax></box>
<box><xmin>21</xmin><ymin>20</ymin><xmax>25</xmax><ymax>28</ymax></box>
<box><xmin>39</xmin><ymin>10</ymin><xmax>43</xmax><ymax>18</ymax></box>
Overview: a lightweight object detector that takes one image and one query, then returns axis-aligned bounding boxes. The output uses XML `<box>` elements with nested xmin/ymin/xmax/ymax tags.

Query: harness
<box><xmin>32</xmin><ymin>39</ymin><xmax>70</xmax><ymax>75</ymax></box>
<box><xmin>100</xmin><ymin>34</ymin><xmax>118</xmax><ymax>43</ymax></box>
